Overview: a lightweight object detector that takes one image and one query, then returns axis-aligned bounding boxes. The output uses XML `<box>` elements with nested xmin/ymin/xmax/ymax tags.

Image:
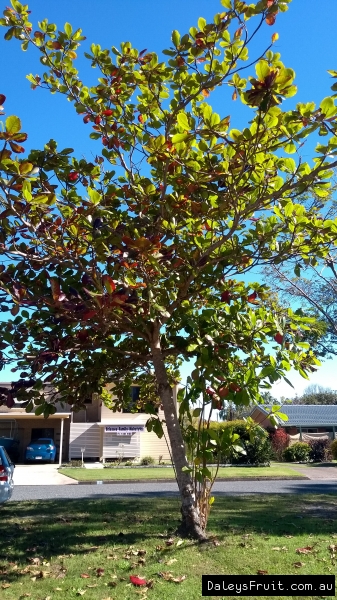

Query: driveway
<box><xmin>287</xmin><ymin>463</ymin><xmax>337</xmax><ymax>480</ymax></box>
<box><xmin>14</xmin><ymin>464</ymin><xmax>76</xmax><ymax>486</ymax></box>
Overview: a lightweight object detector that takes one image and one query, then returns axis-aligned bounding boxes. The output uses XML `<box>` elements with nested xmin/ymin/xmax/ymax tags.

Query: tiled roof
<box><xmin>258</xmin><ymin>404</ymin><xmax>337</xmax><ymax>427</ymax></box>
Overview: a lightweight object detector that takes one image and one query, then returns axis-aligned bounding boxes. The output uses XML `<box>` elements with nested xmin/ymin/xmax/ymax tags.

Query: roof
<box><xmin>255</xmin><ymin>404</ymin><xmax>337</xmax><ymax>427</ymax></box>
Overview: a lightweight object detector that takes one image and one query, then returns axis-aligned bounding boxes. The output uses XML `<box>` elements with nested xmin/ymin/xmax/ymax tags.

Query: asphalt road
<box><xmin>10</xmin><ymin>479</ymin><xmax>337</xmax><ymax>501</ymax></box>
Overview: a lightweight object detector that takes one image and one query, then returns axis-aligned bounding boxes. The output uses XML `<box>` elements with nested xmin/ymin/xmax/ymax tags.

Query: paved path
<box><xmin>287</xmin><ymin>463</ymin><xmax>337</xmax><ymax>480</ymax></box>
<box><xmin>14</xmin><ymin>464</ymin><xmax>75</xmax><ymax>486</ymax></box>
<box><xmin>10</xmin><ymin>479</ymin><xmax>337</xmax><ymax>502</ymax></box>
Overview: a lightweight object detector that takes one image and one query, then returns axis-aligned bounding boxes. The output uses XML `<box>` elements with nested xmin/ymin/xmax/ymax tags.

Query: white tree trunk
<box><xmin>151</xmin><ymin>336</ymin><xmax>207</xmax><ymax>540</ymax></box>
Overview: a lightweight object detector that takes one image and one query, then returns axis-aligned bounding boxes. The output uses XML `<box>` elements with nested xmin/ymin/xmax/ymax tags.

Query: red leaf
<box><xmin>274</xmin><ymin>333</ymin><xmax>283</xmax><ymax>345</ymax></box>
<box><xmin>81</xmin><ymin>310</ymin><xmax>97</xmax><ymax>320</ymax></box>
<box><xmin>0</xmin><ymin>94</ymin><xmax>6</xmax><ymax>105</ymax></box>
<box><xmin>9</xmin><ymin>141</ymin><xmax>25</xmax><ymax>153</ymax></box>
<box><xmin>221</xmin><ymin>290</ymin><xmax>232</xmax><ymax>304</ymax></box>
<box><xmin>80</xmin><ymin>573</ymin><xmax>90</xmax><ymax>578</ymax></box>
<box><xmin>247</xmin><ymin>291</ymin><xmax>258</xmax><ymax>304</ymax></box>
<box><xmin>102</xmin><ymin>274</ymin><xmax>116</xmax><ymax>294</ymax></box>
<box><xmin>257</xmin><ymin>570</ymin><xmax>268</xmax><ymax>575</ymax></box>
<box><xmin>130</xmin><ymin>575</ymin><xmax>147</xmax><ymax>587</ymax></box>
<box><xmin>96</xmin><ymin>568</ymin><xmax>104</xmax><ymax>577</ymax></box>
<box><xmin>266</xmin><ymin>13</ymin><xmax>277</xmax><ymax>25</ymax></box>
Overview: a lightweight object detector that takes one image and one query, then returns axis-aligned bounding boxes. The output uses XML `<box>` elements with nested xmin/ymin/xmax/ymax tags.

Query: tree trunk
<box><xmin>151</xmin><ymin>335</ymin><xmax>207</xmax><ymax>541</ymax></box>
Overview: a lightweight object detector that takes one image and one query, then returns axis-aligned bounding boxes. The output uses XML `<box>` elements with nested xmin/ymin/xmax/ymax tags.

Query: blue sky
<box><xmin>1</xmin><ymin>0</ymin><xmax>337</xmax><ymax>398</ymax></box>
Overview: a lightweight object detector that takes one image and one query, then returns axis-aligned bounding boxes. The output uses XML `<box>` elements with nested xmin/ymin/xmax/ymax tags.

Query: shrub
<box><xmin>210</xmin><ymin>420</ymin><xmax>273</xmax><ymax>466</ymax></box>
<box><xmin>309</xmin><ymin>438</ymin><xmax>332</xmax><ymax>462</ymax></box>
<box><xmin>140</xmin><ymin>456</ymin><xmax>155</xmax><ymax>465</ymax></box>
<box><xmin>269</xmin><ymin>428</ymin><xmax>290</xmax><ymax>461</ymax></box>
<box><xmin>331</xmin><ymin>439</ymin><xmax>337</xmax><ymax>460</ymax></box>
<box><xmin>230</xmin><ymin>435</ymin><xmax>273</xmax><ymax>466</ymax></box>
<box><xmin>283</xmin><ymin>442</ymin><xmax>310</xmax><ymax>462</ymax></box>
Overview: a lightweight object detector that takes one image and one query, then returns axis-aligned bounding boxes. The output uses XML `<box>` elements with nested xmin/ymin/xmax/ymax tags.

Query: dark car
<box><xmin>0</xmin><ymin>446</ymin><xmax>15</xmax><ymax>504</ymax></box>
<box><xmin>25</xmin><ymin>438</ymin><xmax>57</xmax><ymax>463</ymax></box>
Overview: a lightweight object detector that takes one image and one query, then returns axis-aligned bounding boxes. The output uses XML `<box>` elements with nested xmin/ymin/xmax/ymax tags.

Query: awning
<box><xmin>0</xmin><ymin>412</ymin><xmax>71</xmax><ymax>419</ymax></box>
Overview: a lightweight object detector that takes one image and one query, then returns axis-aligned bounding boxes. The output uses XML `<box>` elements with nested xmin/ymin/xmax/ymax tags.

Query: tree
<box><xmin>0</xmin><ymin>0</ymin><xmax>337</xmax><ymax>539</ymax></box>
<box><xmin>265</xmin><ymin>250</ymin><xmax>337</xmax><ymax>358</ymax></box>
<box><xmin>291</xmin><ymin>384</ymin><xmax>337</xmax><ymax>405</ymax></box>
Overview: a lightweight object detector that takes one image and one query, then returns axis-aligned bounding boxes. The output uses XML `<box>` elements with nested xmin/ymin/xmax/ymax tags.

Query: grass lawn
<box><xmin>1</xmin><ymin>494</ymin><xmax>337</xmax><ymax>599</ymax></box>
<box><xmin>59</xmin><ymin>464</ymin><xmax>305</xmax><ymax>481</ymax></box>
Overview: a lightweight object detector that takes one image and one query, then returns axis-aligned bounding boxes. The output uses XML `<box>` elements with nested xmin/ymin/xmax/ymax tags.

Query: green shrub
<box><xmin>330</xmin><ymin>439</ymin><xmax>337</xmax><ymax>460</ymax></box>
<box><xmin>140</xmin><ymin>456</ymin><xmax>155</xmax><ymax>465</ymax></box>
<box><xmin>230</xmin><ymin>435</ymin><xmax>273</xmax><ymax>466</ymax></box>
<box><xmin>211</xmin><ymin>420</ymin><xmax>273</xmax><ymax>466</ymax></box>
<box><xmin>283</xmin><ymin>442</ymin><xmax>310</xmax><ymax>462</ymax></box>
<box><xmin>308</xmin><ymin>438</ymin><xmax>332</xmax><ymax>462</ymax></box>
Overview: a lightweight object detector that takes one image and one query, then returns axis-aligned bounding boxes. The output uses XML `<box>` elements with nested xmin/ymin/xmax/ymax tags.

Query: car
<box><xmin>25</xmin><ymin>438</ymin><xmax>57</xmax><ymax>463</ymax></box>
<box><xmin>0</xmin><ymin>445</ymin><xmax>15</xmax><ymax>504</ymax></box>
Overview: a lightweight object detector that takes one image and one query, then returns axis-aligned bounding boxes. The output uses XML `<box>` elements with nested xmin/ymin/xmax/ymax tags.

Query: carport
<box><xmin>0</xmin><ymin>412</ymin><xmax>71</xmax><ymax>465</ymax></box>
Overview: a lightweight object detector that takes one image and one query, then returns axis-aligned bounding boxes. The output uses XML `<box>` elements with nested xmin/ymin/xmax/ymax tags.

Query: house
<box><xmin>250</xmin><ymin>404</ymin><xmax>337</xmax><ymax>441</ymax></box>
<box><xmin>0</xmin><ymin>383</ymin><xmax>179</xmax><ymax>465</ymax></box>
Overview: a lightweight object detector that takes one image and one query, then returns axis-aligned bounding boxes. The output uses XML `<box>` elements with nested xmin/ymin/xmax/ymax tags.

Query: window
<box><xmin>123</xmin><ymin>386</ymin><xmax>141</xmax><ymax>413</ymax></box>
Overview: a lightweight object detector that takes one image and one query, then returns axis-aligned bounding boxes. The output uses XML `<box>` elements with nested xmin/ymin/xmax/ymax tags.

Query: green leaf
<box><xmin>172</xmin><ymin>132</ymin><xmax>189</xmax><ymax>143</ymax></box>
<box><xmin>198</xmin><ymin>17</ymin><xmax>206</xmax><ymax>32</ymax></box>
<box><xmin>5</xmin><ymin>115</ymin><xmax>21</xmax><ymax>135</ymax></box>
<box><xmin>64</xmin><ymin>22</ymin><xmax>72</xmax><ymax>37</ymax></box>
<box><xmin>172</xmin><ymin>29</ymin><xmax>180</xmax><ymax>48</ymax></box>
<box><xmin>87</xmin><ymin>187</ymin><xmax>101</xmax><ymax>205</ymax></box>
<box><xmin>177</xmin><ymin>113</ymin><xmax>190</xmax><ymax>131</ymax></box>
<box><xmin>284</xmin><ymin>142</ymin><xmax>296</xmax><ymax>154</ymax></box>
<box><xmin>294</xmin><ymin>264</ymin><xmax>301</xmax><ymax>277</ymax></box>
<box><xmin>320</xmin><ymin>96</ymin><xmax>336</xmax><ymax>118</ymax></box>
<box><xmin>255</xmin><ymin>60</ymin><xmax>270</xmax><ymax>81</ymax></box>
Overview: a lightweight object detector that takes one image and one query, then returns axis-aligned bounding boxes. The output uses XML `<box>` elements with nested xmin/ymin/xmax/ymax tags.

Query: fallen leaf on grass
<box><xmin>81</xmin><ymin>574</ymin><xmax>90</xmax><ymax>579</ymax></box>
<box><xmin>284</xmin><ymin>535</ymin><xmax>294</xmax><ymax>539</ymax></box>
<box><xmin>86</xmin><ymin>584</ymin><xmax>98</xmax><ymax>588</ymax></box>
<box><xmin>328</xmin><ymin>544</ymin><xmax>337</xmax><ymax>552</ymax></box>
<box><xmin>107</xmin><ymin>555</ymin><xmax>118</xmax><ymax>560</ymax></box>
<box><xmin>28</xmin><ymin>557</ymin><xmax>42</xmax><ymax>565</ymax></box>
<box><xmin>96</xmin><ymin>568</ymin><xmax>105</xmax><ymax>577</ymax></box>
<box><xmin>293</xmin><ymin>562</ymin><xmax>305</xmax><ymax>568</ymax></box>
<box><xmin>165</xmin><ymin>538</ymin><xmax>174</xmax><ymax>546</ymax></box>
<box><xmin>165</xmin><ymin>558</ymin><xmax>177</xmax><ymax>566</ymax></box>
<box><xmin>107</xmin><ymin>581</ymin><xmax>117</xmax><ymax>587</ymax></box>
<box><xmin>158</xmin><ymin>571</ymin><xmax>186</xmax><ymax>583</ymax></box>
<box><xmin>272</xmin><ymin>546</ymin><xmax>288</xmax><ymax>552</ymax></box>
<box><xmin>56</xmin><ymin>569</ymin><xmax>67</xmax><ymax>578</ymax></box>
<box><xmin>1</xmin><ymin>583</ymin><xmax>11</xmax><ymax>589</ymax></box>
<box><xmin>257</xmin><ymin>570</ymin><xmax>268</xmax><ymax>575</ymax></box>
<box><xmin>76</xmin><ymin>589</ymin><xmax>86</xmax><ymax>596</ymax></box>
<box><xmin>296</xmin><ymin>546</ymin><xmax>313</xmax><ymax>554</ymax></box>
<box><xmin>176</xmin><ymin>539</ymin><xmax>183</xmax><ymax>547</ymax></box>
<box><xmin>130</xmin><ymin>575</ymin><xmax>147</xmax><ymax>586</ymax></box>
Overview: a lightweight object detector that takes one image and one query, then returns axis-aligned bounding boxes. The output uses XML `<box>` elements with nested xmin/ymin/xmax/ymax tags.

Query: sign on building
<box><xmin>105</xmin><ymin>425</ymin><xmax>145</xmax><ymax>435</ymax></box>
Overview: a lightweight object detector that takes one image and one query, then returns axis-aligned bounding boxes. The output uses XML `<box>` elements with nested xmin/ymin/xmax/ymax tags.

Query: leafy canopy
<box><xmin>0</xmin><ymin>0</ymin><xmax>336</xmax><ymax>418</ymax></box>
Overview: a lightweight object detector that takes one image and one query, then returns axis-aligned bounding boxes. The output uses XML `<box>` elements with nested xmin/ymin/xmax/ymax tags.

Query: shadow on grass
<box><xmin>1</xmin><ymin>493</ymin><xmax>337</xmax><ymax>584</ymax></box>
